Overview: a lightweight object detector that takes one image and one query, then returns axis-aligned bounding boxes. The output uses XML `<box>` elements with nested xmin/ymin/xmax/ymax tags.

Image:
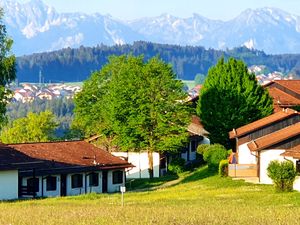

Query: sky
<box><xmin>16</xmin><ymin>0</ymin><xmax>300</xmax><ymax>20</ymax></box>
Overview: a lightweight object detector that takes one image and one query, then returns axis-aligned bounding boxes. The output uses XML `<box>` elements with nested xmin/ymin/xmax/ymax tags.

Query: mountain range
<box><xmin>2</xmin><ymin>0</ymin><xmax>300</xmax><ymax>56</ymax></box>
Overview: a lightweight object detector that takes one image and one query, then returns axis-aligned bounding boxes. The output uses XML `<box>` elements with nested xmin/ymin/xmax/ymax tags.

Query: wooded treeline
<box><xmin>16</xmin><ymin>42</ymin><xmax>300</xmax><ymax>83</ymax></box>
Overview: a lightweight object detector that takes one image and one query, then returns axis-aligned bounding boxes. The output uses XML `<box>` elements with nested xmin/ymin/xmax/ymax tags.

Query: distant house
<box><xmin>89</xmin><ymin>116</ymin><xmax>210</xmax><ymax>179</ymax></box>
<box><xmin>0</xmin><ymin>141</ymin><xmax>132</xmax><ymax>200</ymax></box>
<box><xmin>263</xmin><ymin>80</ymin><xmax>300</xmax><ymax>112</ymax></box>
<box><xmin>228</xmin><ymin>108</ymin><xmax>300</xmax><ymax>191</ymax></box>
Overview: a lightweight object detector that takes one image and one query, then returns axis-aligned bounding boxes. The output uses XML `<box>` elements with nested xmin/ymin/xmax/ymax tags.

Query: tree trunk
<box><xmin>148</xmin><ymin>151</ymin><xmax>154</xmax><ymax>179</ymax></box>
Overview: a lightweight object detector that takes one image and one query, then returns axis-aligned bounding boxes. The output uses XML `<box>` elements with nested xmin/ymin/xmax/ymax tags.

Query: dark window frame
<box><xmin>112</xmin><ymin>170</ymin><xmax>123</xmax><ymax>184</ymax></box>
<box><xmin>46</xmin><ymin>176</ymin><xmax>57</xmax><ymax>191</ymax></box>
<box><xmin>71</xmin><ymin>174</ymin><xmax>83</xmax><ymax>189</ymax></box>
<box><xmin>191</xmin><ymin>140</ymin><xmax>198</xmax><ymax>152</ymax></box>
<box><xmin>27</xmin><ymin>177</ymin><xmax>39</xmax><ymax>192</ymax></box>
<box><xmin>89</xmin><ymin>172</ymin><xmax>99</xmax><ymax>187</ymax></box>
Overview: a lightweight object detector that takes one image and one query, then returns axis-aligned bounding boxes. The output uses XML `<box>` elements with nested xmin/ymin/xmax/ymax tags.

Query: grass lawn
<box><xmin>1</xmin><ymin>166</ymin><xmax>300</xmax><ymax>225</ymax></box>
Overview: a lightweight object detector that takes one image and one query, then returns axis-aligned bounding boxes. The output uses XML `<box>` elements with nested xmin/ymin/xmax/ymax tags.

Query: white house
<box><xmin>229</xmin><ymin>108</ymin><xmax>300</xmax><ymax>191</ymax></box>
<box><xmin>0</xmin><ymin>141</ymin><xmax>132</xmax><ymax>200</ymax></box>
<box><xmin>89</xmin><ymin>115</ymin><xmax>210</xmax><ymax>179</ymax></box>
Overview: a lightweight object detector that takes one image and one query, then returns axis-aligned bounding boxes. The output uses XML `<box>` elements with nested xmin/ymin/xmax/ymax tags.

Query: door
<box><xmin>102</xmin><ymin>171</ymin><xmax>108</xmax><ymax>193</ymax></box>
<box><xmin>60</xmin><ymin>174</ymin><xmax>67</xmax><ymax>196</ymax></box>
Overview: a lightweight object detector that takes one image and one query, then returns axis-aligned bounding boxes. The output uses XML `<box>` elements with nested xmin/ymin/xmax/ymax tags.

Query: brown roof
<box><xmin>247</xmin><ymin>122</ymin><xmax>300</xmax><ymax>151</ymax></box>
<box><xmin>229</xmin><ymin>108</ymin><xmax>298</xmax><ymax>139</ymax></box>
<box><xmin>268</xmin><ymin>87</ymin><xmax>300</xmax><ymax>106</ymax></box>
<box><xmin>281</xmin><ymin>144</ymin><xmax>300</xmax><ymax>158</ymax></box>
<box><xmin>268</xmin><ymin>80</ymin><xmax>300</xmax><ymax>95</ymax></box>
<box><xmin>187</xmin><ymin>115</ymin><xmax>209</xmax><ymax>136</ymax></box>
<box><xmin>0</xmin><ymin>141</ymin><xmax>132</xmax><ymax>171</ymax></box>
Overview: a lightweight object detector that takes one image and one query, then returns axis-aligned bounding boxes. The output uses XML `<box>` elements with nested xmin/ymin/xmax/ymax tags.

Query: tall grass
<box><xmin>1</xmin><ymin>166</ymin><xmax>300</xmax><ymax>224</ymax></box>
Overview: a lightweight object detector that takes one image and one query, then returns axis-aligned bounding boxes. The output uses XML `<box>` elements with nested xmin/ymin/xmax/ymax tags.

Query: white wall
<box><xmin>0</xmin><ymin>170</ymin><xmax>18</xmax><ymax>200</ymax></box>
<box><xmin>259</xmin><ymin>149</ymin><xmax>286</xmax><ymax>184</ymax></box>
<box><xmin>112</xmin><ymin>152</ymin><xmax>160</xmax><ymax>179</ymax></box>
<box><xmin>293</xmin><ymin>176</ymin><xmax>300</xmax><ymax>191</ymax></box>
<box><xmin>238</xmin><ymin>143</ymin><xmax>257</xmax><ymax>164</ymax></box>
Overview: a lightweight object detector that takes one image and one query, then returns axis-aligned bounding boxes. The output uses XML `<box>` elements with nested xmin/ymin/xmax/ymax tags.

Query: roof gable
<box><xmin>229</xmin><ymin>108</ymin><xmax>298</xmax><ymax>139</ymax></box>
<box><xmin>247</xmin><ymin>122</ymin><xmax>300</xmax><ymax>151</ymax></box>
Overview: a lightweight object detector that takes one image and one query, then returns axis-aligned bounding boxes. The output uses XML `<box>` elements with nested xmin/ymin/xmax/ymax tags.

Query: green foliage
<box><xmin>197</xmin><ymin>57</ymin><xmax>273</xmax><ymax>148</ymax></box>
<box><xmin>73</xmin><ymin>55</ymin><xmax>191</xmax><ymax>178</ymax></box>
<box><xmin>196</xmin><ymin>144</ymin><xmax>210</xmax><ymax>155</ymax></box>
<box><xmin>6</xmin><ymin>97</ymin><xmax>74</xmax><ymax>137</ymax></box>
<box><xmin>219</xmin><ymin>159</ymin><xmax>229</xmax><ymax>177</ymax></box>
<box><xmin>0</xmin><ymin>111</ymin><xmax>58</xmax><ymax>143</ymax></box>
<box><xmin>267</xmin><ymin>160</ymin><xmax>297</xmax><ymax>192</ymax></box>
<box><xmin>168</xmin><ymin>158</ymin><xmax>186</xmax><ymax>175</ymax></box>
<box><xmin>0</xmin><ymin>9</ymin><xmax>16</xmax><ymax>126</ymax></box>
<box><xmin>200</xmin><ymin>144</ymin><xmax>228</xmax><ymax>172</ymax></box>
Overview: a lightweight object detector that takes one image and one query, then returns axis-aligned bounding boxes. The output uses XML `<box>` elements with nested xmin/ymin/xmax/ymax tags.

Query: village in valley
<box><xmin>1</xmin><ymin>0</ymin><xmax>300</xmax><ymax>224</ymax></box>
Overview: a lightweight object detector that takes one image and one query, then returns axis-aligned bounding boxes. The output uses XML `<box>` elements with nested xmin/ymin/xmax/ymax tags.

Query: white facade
<box><xmin>259</xmin><ymin>149</ymin><xmax>286</xmax><ymax>184</ymax></box>
<box><xmin>238</xmin><ymin>143</ymin><xmax>257</xmax><ymax>164</ymax></box>
<box><xmin>236</xmin><ymin>144</ymin><xmax>300</xmax><ymax>191</ymax></box>
<box><xmin>112</xmin><ymin>152</ymin><xmax>160</xmax><ymax>179</ymax></box>
<box><xmin>181</xmin><ymin>137</ymin><xmax>210</xmax><ymax>161</ymax></box>
<box><xmin>19</xmin><ymin>170</ymin><xmax>125</xmax><ymax>199</ymax></box>
<box><xmin>0</xmin><ymin>170</ymin><xmax>18</xmax><ymax>200</ymax></box>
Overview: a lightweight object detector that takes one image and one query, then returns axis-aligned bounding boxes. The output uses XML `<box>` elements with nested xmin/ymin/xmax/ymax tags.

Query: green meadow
<box><xmin>1</xmin><ymin>166</ymin><xmax>300</xmax><ymax>225</ymax></box>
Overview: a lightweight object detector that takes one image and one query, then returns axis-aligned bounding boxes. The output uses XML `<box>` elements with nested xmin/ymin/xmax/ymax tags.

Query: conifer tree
<box><xmin>197</xmin><ymin>57</ymin><xmax>273</xmax><ymax>148</ymax></box>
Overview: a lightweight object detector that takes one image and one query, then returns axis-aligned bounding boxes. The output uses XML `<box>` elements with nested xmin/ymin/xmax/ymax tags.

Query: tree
<box><xmin>73</xmin><ymin>55</ymin><xmax>191</xmax><ymax>178</ymax></box>
<box><xmin>197</xmin><ymin>57</ymin><xmax>273</xmax><ymax>148</ymax></box>
<box><xmin>0</xmin><ymin>9</ymin><xmax>16</xmax><ymax>126</ymax></box>
<box><xmin>267</xmin><ymin>160</ymin><xmax>297</xmax><ymax>192</ymax></box>
<box><xmin>0</xmin><ymin>111</ymin><xmax>58</xmax><ymax>144</ymax></box>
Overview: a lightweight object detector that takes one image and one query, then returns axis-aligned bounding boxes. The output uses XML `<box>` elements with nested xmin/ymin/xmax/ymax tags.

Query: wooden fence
<box><xmin>228</xmin><ymin>164</ymin><xmax>258</xmax><ymax>177</ymax></box>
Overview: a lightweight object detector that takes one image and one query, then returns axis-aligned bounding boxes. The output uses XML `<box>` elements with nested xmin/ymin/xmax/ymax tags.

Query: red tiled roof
<box><xmin>281</xmin><ymin>144</ymin><xmax>300</xmax><ymax>158</ymax></box>
<box><xmin>187</xmin><ymin>115</ymin><xmax>209</xmax><ymax>136</ymax></box>
<box><xmin>0</xmin><ymin>141</ymin><xmax>132</xmax><ymax>171</ymax></box>
<box><xmin>268</xmin><ymin>87</ymin><xmax>300</xmax><ymax>106</ymax></box>
<box><xmin>229</xmin><ymin>108</ymin><xmax>298</xmax><ymax>139</ymax></box>
<box><xmin>270</xmin><ymin>80</ymin><xmax>300</xmax><ymax>95</ymax></box>
<box><xmin>247</xmin><ymin>122</ymin><xmax>300</xmax><ymax>151</ymax></box>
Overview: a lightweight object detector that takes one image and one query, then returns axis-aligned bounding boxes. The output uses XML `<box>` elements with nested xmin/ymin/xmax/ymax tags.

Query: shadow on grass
<box><xmin>126</xmin><ymin>174</ymin><xmax>179</xmax><ymax>191</ymax></box>
<box><xmin>179</xmin><ymin>166</ymin><xmax>216</xmax><ymax>184</ymax></box>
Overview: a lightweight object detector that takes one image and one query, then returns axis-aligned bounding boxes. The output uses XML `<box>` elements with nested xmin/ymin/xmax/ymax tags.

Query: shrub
<box><xmin>197</xmin><ymin>144</ymin><xmax>210</xmax><ymax>155</ymax></box>
<box><xmin>219</xmin><ymin>159</ymin><xmax>229</xmax><ymax>177</ymax></box>
<box><xmin>202</xmin><ymin>144</ymin><xmax>228</xmax><ymax>172</ymax></box>
<box><xmin>267</xmin><ymin>160</ymin><xmax>297</xmax><ymax>192</ymax></box>
<box><xmin>168</xmin><ymin>157</ymin><xmax>185</xmax><ymax>174</ymax></box>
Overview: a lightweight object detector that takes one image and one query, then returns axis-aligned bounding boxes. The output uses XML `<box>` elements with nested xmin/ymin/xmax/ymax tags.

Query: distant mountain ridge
<box><xmin>2</xmin><ymin>0</ymin><xmax>300</xmax><ymax>55</ymax></box>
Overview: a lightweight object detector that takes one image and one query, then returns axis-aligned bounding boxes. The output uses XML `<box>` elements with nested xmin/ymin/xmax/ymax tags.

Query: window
<box><xmin>71</xmin><ymin>174</ymin><xmax>83</xmax><ymax>188</ymax></box>
<box><xmin>112</xmin><ymin>171</ymin><xmax>123</xmax><ymax>184</ymax></box>
<box><xmin>89</xmin><ymin>173</ymin><xmax>99</xmax><ymax>187</ymax></box>
<box><xmin>191</xmin><ymin>140</ymin><xmax>198</xmax><ymax>152</ymax></box>
<box><xmin>46</xmin><ymin>176</ymin><xmax>57</xmax><ymax>191</ymax></box>
<box><xmin>297</xmin><ymin>160</ymin><xmax>300</xmax><ymax>173</ymax></box>
<box><xmin>27</xmin><ymin>177</ymin><xmax>39</xmax><ymax>192</ymax></box>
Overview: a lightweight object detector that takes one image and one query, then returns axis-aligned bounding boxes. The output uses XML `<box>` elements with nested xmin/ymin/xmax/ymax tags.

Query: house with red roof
<box><xmin>0</xmin><ymin>140</ymin><xmax>132</xmax><ymax>200</ymax></box>
<box><xmin>264</xmin><ymin>80</ymin><xmax>300</xmax><ymax>112</ymax></box>
<box><xmin>229</xmin><ymin>108</ymin><xmax>300</xmax><ymax>190</ymax></box>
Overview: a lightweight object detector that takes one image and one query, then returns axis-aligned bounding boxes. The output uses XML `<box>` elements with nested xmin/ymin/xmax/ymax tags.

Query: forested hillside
<box><xmin>16</xmin><ymin>41</ymin><xmax>300</xmax><ymax>82</ymax></box>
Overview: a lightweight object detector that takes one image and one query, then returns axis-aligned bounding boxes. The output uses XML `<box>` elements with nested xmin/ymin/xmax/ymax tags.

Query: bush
<box><xmin>267</xmin><ymin>160</ymin><xmax>297</xmax><ymax>192</ymax></box>
<box><xmin>219</xmin><ymin>159</ymin><xmax>229</xmax><ymax>177</ymax></box>
<box><xmin>197</xmin><ymin>144</ymin><xmax>210</xmax><ymax>155</ymax></box>
<box><xmin>168</xmin><ymin>157</ymin><xmax>185</xmax><ymax>174</ymax></box>
<box><xmin>200</xmin><ymin>144</ymin><xmax>228</xmax><ymax>172</ymax></box>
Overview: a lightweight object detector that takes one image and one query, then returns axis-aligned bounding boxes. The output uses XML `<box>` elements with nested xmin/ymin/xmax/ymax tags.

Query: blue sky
<box><xmin>18</xmin><ymin>0</ymin><xmax>300</xmax><ymax>20</ymax></box>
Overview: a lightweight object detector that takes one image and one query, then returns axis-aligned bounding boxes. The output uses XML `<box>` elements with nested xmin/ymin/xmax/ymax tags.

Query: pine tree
<box><xmin>197</xmin><ymin>57</ymin><xmax>273</xmax><ymax>148</ymax></box>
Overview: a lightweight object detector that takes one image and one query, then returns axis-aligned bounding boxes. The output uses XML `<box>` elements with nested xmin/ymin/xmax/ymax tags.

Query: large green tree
<box><xmin>0</xmin><ymin>111</ymin><xmax>58</xmax><ymax>144</ymax></box>
<box><xmin>73</xmin><ymin>55</ymin><xmax>191</xmax><ymax>177</ymax></box>
<box><xmin>197</xmin><ymin>57</ymin><xmax>273</xmax><ymax>148</ymax></box>
<box><xmin>0</xmin><ymin>9</ymin><xmax>16</xmax><ymax>125</ymax></box>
